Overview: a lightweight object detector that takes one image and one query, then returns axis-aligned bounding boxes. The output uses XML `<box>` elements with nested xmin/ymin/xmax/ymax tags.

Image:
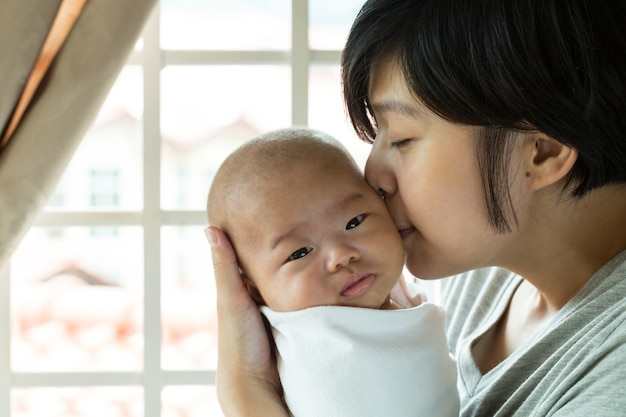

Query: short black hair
<box><xmin>342</xmin><ymin>0</ymin><xmax>626</xmax><ymax>232</ymax></box>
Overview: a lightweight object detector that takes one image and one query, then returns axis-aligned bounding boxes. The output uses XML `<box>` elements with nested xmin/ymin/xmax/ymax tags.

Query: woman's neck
<box><xmin>503</xmin><ymin>184</ymin><xmax>626</xmax><ymax>311</ymax></box>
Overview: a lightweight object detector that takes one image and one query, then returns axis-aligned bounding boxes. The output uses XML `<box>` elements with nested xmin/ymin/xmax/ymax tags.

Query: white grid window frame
<box><xmin>0</xmin><ymin>1</ymin><xmax>347</xmax><ymax>415</ymax></box>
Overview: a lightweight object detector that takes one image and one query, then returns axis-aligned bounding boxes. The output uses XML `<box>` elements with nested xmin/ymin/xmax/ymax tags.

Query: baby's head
<box><xmin>207</xmin><ymin>127</ymin><xmax>404</xmax><ymax>312</ymax></box>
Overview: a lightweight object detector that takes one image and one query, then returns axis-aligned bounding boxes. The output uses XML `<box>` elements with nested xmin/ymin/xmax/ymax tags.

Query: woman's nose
<box><xmin>364</xmin><ymin>145</ymin><xmax>396</xmax><ymax>200</ymax></box>
<box><xmin>326</xmin><ymin>241</ymin><xmax>360</xmax><ymax>272</ymax></box>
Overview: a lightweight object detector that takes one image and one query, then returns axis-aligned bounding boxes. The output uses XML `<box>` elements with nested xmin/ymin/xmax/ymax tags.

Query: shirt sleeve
<box><xmin>548</xmin><ymin>320</ymin><xmax>626</xmax><ymax>417</ymax></box>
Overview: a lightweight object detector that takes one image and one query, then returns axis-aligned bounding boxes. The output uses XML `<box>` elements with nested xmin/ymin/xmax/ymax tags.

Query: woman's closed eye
<box><xmin>389</xmin><ymin>138</ymin><xmax>413</xmax><ymax>149</ymax></box>
<box><xmin>346</xmin><ymin>214</ymin><xmax>367</xmax><ymax>230</ymax></box>
<box><xmin>287</xmin><ymin>247</ymin><xmax>313</xmax><ymax>262</ymax></box>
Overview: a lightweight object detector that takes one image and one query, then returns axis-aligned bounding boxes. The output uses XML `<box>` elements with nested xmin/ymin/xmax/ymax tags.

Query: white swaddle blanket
<box><xmin>261</xmin><ymin>299</ymin><xmax>459</xmax><ymax>417</ymax></box>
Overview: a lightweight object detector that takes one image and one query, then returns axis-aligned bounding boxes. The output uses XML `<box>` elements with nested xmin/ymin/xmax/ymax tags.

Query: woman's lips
<box><xmin>398</xmin><ymin>226</ymin><xmax>415</xmax><ymax>239</ymax></box>
<box><xmin>341</xmin><ymin>274</ymin><xmax>376</xmax><ymax>298</ymax></box>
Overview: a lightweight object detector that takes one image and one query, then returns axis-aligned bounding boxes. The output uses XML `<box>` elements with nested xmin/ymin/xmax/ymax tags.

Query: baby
<box><xmin>207</xmin><ymin>127</ymin><xmax>458</xmax><ymax>417</ymax></box>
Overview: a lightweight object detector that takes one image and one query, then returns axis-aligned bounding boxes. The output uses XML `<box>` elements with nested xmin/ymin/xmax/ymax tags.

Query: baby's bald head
<box><xmin>206</xmin><ymin>127</ymin><xmax>361</xmax><ymax>242</ymax></box>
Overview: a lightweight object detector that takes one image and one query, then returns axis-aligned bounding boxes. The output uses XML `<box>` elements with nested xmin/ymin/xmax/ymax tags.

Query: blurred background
<box><xmin>5</xmin><ymin>1</ymin><xmax>371</xmax><ymax>416</ymax></box>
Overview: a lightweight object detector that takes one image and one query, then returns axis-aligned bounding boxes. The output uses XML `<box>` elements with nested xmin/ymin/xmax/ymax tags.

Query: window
<box><xmin>3</xmin><ymin>1</ymin><xmax>368</xmax><ymax>416</ymax></box>
<box><xmin>90</xmin><ymin>170</ymin><xmax>121</xmax><ymax>207</ymax></box>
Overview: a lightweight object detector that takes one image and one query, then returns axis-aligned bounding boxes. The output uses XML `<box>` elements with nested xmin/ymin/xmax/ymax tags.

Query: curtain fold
<box><xmin>1</xmin><ymin>0</ymin><xmax>88</xmax><ymax>149</ymax></box>
<box><xmin>0</xmin><ymin>0</ymin><xmax>63</xmax><ymax>141</ymax></box>
<box><xmin>0</xmin><ymin>0</ymin><xmax>158</xmax><ymax>270</ymax></box>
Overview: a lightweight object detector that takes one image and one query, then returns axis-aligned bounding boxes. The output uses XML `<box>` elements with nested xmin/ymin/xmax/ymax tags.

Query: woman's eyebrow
<box><xmin>370</xmin><ymin>100</ymin><xmax>423</xmax><ymax>119</ymax></box>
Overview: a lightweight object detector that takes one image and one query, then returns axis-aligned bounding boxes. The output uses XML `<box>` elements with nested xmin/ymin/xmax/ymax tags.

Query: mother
<box><xmin>206</xmin><ymin>0</ymin><xmax>626</xmax><ymax>415</ymax></box>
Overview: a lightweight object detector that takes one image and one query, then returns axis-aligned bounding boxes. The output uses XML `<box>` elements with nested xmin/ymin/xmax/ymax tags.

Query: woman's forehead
<box><xmin>369</xmin><ymin>59</ymin><xmax>415</xmax><ymax>104</ymax></box>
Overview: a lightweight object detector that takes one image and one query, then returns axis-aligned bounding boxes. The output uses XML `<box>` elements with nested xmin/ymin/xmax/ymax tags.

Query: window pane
<box><xmin>90</xmin><ymin>170</ymin><xmax>121</xmax><ymax>207</ymax></box>
<box><xmin>12</xmin><ymin>387</ymin><xmax>143</xmax><ymax>417</ymax></box>
<box><xmin>160</xmin><ymin>65</ymin><xmax>291</xmax><ymax>210</ymax></box>
<box><xmin>160</xmin><ymin>0</ymin><xmax>290</xmax><ymax>50</ymax></box>
<box><xmin>162</xmin><ymin>386</ymin><xmax>222</xmax><ymax>417</ymax></box>
<box><xmin>161</xmin><ymin>226</ymin><xmax>217</xmax><ymax>370</ymax></box>
<box><xmin>11</xmin><ymin>227</ymin><xmax>143</xmax><ymax>372</ymax></box>
<box><xmin>47</xmin><ymin>66</ymin><xmax>143</xmax><ymax>211</ymax></box>
<box><xmin>309</xmin><ymin>0</ymin><xmax>364</xmax><ymax>49</ymax></box>
<box><xmin>308</xmin><ymin>64</ymin><xmax>371</xmax><ymax>168</ymax></box>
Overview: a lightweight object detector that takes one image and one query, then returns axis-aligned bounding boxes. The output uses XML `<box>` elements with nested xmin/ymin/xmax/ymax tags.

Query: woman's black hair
<box><xmin>341</xmin><ymin>0</ymin><xmax>626</xmax><ymax>232</ymax></box>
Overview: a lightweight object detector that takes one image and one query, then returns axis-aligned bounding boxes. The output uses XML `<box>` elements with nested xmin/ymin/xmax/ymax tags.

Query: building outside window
<box><xmin>90</xmin><ymin>170</ymin><xmax>121</xmax><ymax>207</ymax></box>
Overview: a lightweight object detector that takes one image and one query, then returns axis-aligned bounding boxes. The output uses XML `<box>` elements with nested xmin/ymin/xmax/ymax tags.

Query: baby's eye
<box><xmin>346</xmin><ymin>214</ymin><xmax>366</xmax><ymax>230</ymax></box>
<box><xmin>287</xmin><ymin>247</ymin><xmax>313</xmax><ymax>262</ymax></box>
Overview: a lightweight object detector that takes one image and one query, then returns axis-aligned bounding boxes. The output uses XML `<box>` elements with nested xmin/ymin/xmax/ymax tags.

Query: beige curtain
<box><xmin>0</xmin><ymin>0</ymin><xmax>157</xmax><ymax>269</ymax></box>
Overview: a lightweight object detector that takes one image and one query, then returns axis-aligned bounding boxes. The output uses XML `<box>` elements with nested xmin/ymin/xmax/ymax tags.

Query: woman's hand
<box><xmin>205</xmin><ymin>226</ymin><xmax>289</xmax><ymax>417</ymax></box>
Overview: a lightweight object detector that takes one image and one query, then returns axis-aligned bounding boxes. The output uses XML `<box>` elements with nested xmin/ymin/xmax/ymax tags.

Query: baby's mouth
<box><xmin>341</xmin><ymin>273</ymin><xmax>376</xmax><ymax>298</ymax></box>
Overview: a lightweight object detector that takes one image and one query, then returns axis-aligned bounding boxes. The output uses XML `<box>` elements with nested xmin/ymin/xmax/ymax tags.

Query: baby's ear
<box><xmin>241</xmin><ymin>271</ymin><xmax>266</xmax><ymax>306</ymax></box>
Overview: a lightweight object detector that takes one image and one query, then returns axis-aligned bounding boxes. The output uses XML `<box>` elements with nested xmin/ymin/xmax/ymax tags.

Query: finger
<box><xmin>205</xmin><ymin>226</ymin><xmax>237</xmax><ymax>278</ymax></box>
<box><xmin>204</xmin><ymin>226</ymin><xmax>250</xmax><ymax>306</ymax></box>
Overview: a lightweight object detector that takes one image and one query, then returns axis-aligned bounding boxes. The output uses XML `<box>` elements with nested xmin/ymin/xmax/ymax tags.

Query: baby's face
<box><xmin>232</xmin><ymin>159</ymin><xmax>405</xmax><ymax>312</ymax></box>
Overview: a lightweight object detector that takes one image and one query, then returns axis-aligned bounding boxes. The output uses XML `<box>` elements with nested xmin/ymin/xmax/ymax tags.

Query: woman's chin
<box><xmin>405</xmin><ymin>255</ymin><xmax>450</xmax><ymax>280</ymax></box>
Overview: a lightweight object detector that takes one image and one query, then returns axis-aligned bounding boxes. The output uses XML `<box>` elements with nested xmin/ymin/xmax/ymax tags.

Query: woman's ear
<box><xmin>526</xmin><ymin>135</ymin><xmax>578</xmax><ymax>191</ymax></box>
